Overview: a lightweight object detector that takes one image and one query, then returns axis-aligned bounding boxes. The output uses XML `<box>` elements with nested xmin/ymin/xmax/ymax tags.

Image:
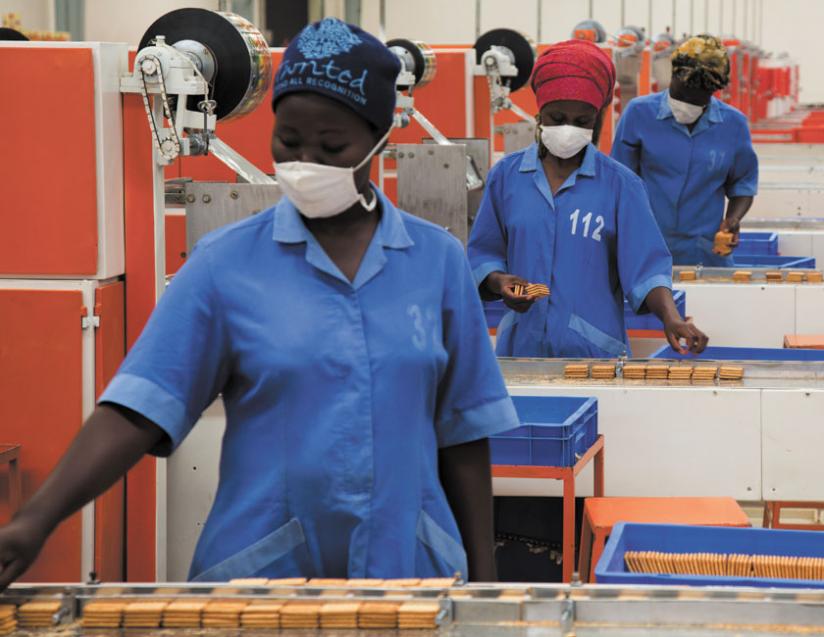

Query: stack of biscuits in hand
<box><xmin>513</xmin><ymin>282</ymin><xmax>550</xmax><ymax>299</ymax></box>
<box><xmin>713</xmin><ymin>231</ymin><xmax>735</xmax><ymax>256</ymax></box>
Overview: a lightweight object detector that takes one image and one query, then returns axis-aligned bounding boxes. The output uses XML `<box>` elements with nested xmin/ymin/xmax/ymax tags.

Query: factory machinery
<box><xmin>6</xmin><ymin>581</ymin><xmax>824</xmax><ymax>635</ymax></box>
<box><xmin>1</xmin><ymin>8</ymin><xmax>823</xmax><ymax>619</ymax></box>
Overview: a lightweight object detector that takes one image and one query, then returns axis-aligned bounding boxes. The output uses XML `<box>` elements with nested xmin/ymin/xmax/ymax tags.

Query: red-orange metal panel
<box><xmin>94</xmin><ymin>281</ymin><xmax>126</xmax><ymax>582</ymax></box>
<box><xmin>165</xmin><ymin>215</ymin><xmax>187</xmax><ymax>275</ymax></box>
<box><xmin>390</xmin><ymin>51</ymin><xmax>471</xmax><ymax>144</ymax></box>
<box><xmin>0</xmin><ymin>48</ymin><xmax>98</xmax><ymax>275</ymax></box>
<box><xmin>0</xmin><ymin>289</ymin><xmax>85</xmax><ymax>581</ymax></box>
<box><xmin>639</xmin><ymin>50</ymin><xmax>652</xmax><ymax>96</ymax></box>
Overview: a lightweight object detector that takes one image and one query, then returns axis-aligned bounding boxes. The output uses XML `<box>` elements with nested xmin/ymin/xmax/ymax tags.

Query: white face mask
<box><xmin>668</xmin><ymin>92</ymin><xmax>705</xmax><ymax>124</ymax></box>
<box><xmin>275</xmin><ymin>128</ymin><xmax>391</xmax><ymax>219</ymax></box>
<box><xmin>540</xmin><ymin>125</ymin><xmax>593</xmax><ymax>159</ymax></box>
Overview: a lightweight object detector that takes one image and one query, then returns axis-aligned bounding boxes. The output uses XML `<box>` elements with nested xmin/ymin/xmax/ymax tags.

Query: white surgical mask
<box><xmin>275</xmin><ymin>128</ymin><xmax>391</xmax><ymax>219</ymax></box>
<box><xmin>540</xmin><ymin>125</ymin><xmax>593</xmax><ymax>159</ymax></box>
<box><xmin>668</xmin><ymin>92</ymin><xmax>705</xmax><ymax>124</ymax></box>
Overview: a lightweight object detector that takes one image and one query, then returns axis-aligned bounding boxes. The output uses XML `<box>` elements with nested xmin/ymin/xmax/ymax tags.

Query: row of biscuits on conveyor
<box><xmin>678</xmin><ymin>269</ymin><xmax>824</xmax><ymax>283</ymax></box>
<box><xmin>69</xmin><ymin>578</ymin><xmax>457</xmax><ymax>631</ymax></box>
<box><xmin>564</xmin><ymin>363</ymin><xmax>744</xmax><ymax>382</ymax></box>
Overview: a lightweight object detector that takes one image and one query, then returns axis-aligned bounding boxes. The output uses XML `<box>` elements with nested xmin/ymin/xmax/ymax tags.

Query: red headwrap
<box><xmin>530</xmin><ymin>40</ymin><xmax>616</xmax><ymax>111</ymax></box>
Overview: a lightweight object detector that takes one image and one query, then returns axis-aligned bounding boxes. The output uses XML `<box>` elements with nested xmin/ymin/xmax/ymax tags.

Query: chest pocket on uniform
<box><xmin>707</xmin><ymin>149</ymin><xmax>729</xmax><ymax>178</ymax></box>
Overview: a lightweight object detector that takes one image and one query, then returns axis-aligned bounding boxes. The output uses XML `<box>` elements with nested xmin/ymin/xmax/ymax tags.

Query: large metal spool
<box><xmin>137</xmin><ymin>8</ymin><xmax>272</xmax><ymax>121</ymax></box>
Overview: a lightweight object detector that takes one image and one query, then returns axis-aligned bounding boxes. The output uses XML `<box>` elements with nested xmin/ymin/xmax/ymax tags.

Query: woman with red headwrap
<box><xmin>468</xmin><ymin>40</ymin><xmax>708</xmax><ymax>358</ymax></box>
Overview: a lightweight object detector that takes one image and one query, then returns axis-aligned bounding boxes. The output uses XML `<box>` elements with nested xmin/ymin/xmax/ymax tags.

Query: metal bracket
<box><xmin>81</xmin><ymin>315</ymin><xmax>100</xmax><ymax>330</ymax></box>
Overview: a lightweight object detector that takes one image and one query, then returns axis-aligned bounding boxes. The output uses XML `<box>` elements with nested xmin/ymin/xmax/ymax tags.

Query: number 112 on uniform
<box><xmin>570</xmin><ymin>209</ymin><xmax>604</xmax><ymax>242</ymax></box>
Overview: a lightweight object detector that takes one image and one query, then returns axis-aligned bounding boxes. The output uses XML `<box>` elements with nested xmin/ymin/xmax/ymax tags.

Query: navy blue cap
<box><xmin>272</xmin><ymin>18</ymin><xmax>401</xmax><ymax>132</ymax></box>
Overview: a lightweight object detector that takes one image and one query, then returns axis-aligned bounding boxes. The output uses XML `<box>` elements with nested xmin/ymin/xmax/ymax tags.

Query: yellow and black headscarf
<box><xmin>671</xmin><ymin>34</ymin><xmax>730</xmax><ymax>91</ymax></box>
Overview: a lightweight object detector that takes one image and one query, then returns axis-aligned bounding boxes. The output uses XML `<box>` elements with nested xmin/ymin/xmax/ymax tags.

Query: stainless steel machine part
<box><xmin>423</xmin><ymin>138</ymin><xmax>491</xmax><ymax>226</ymax></box>
<box><xmin>184</xmin><ymin>182</ymin><xmax>282</xmax><ymax>252</ymax></box>
<box><xmin>499</xmin><ymin>121</ymin><xmax>537</xmax><ymax>156</ymax></box>
<box><xmin>396</xmin><ymin>143</ymin><xmax>474</xmax><ymax>244</ymax></box>
<box><xmin>6</xmin><ymin>582</ymin><xmax>824</xmax><ymax>634</ymax></box>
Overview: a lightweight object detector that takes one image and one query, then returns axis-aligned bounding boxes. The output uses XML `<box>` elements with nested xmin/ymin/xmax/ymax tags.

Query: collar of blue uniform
<box><xmin>657</xmin><ymin>90</ymin><xmax>723</xmax><ymax>124</ymax></box>
<box><xmin>272</xmin><ymin>184</ymin><xmax>414</xmax><ymax>249</ymax></box>
<box><xmin>518</xmin><ymin>142</ymin><xmax>597</xmax><ymax>177</ymax></box>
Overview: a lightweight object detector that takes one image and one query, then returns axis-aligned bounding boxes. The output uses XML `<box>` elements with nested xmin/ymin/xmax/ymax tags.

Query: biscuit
<box><xmin>622</xmin><ymin>364</ymin><xmax>647</xmax><ymax>380</ymax></box>
<box><xmin>713</xmin><ymin>231</ymin><xmax>734</xmax><ymax>256</ymax></box>
<box><xmin>591</xmin><ymin>364</ymin><xmax>616</xmax><ymax>379</ymax></box>
<box><xmin>398</xmin><ymin>601</ymin><xmax>442</xmax><ymax>629</ymax></box>
<box><xmin>733</xmin><ymin>270</ymin><xmax>752</xmax><ymax>283</ymax></box>
<box><xmin>228</xmin><ymin>577</ymin><xmax>269</xmax><ymax>586</ymax></box>
<box><xmin>678</xmin><ymin>270</ymin><xmax>697</xmax><ymax>281</ymax></box>
<box><xmin>719</xmin><ymin>365</ymin><xmax>744</xmax><ymax>381</ymax></box>
<box><xmin>564</xmin><ymin>363</ymin><xmax>589</xmax><ymax>379</ymax></box>
<box><xmin>787</xmin><ymin>271</ymin><xmax>806</xmax><ymax>283</ymax></box>
<box><xmin>807</xmin><ymin>272</ymin><xmax>824</xmax><ymax>283</ymax></box>
<box><xmin>358</xmin><ymin>601</ymin><xmax>401</xmax><ymax>629</ymax></box>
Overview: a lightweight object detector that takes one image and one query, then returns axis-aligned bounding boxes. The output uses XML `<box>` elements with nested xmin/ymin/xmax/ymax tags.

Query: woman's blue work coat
<box><xmin>468</xmin><ymin>143</ymin><xmax>673</xmax><ymax>358</ymax></box>
<box><xmin>100</xmin><ymin>189</ymin><xmax>519</xmax><ymax>581</ymax></box>
<box><xmin>611</xmin><ymin>91</ymin><xmax>759</xmax><ymax>266</ymax></box>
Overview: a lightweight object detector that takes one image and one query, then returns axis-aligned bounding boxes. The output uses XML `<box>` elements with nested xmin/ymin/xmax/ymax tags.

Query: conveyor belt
<box><xmin>673</xmin><ymin>266</ymin><xmax>823</xmax><ymax>284</ymax></box>
<box><xmin>5</xmin><ymin>582</ymin><xmax>824</xmax><ymax>634</ymax></box>
<box><xmin>499</xmin><ymin>357</ymin><xmax>824</xmax><ymax>390</ymax></box>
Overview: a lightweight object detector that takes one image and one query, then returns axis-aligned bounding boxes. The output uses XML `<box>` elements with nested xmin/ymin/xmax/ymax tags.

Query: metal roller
<box><xmin>473</xmin><ymin>28</ymin><xmax>536</xmax><ymax>92</ymax></box>
<box><xmin>137</xmin><ymin>8</ymin><xmax>272</xmax><ymax>121</ymax></box>
<box><xmin>652</xmin><ymin>31</ymin><xmax>677</xmax><ymax>54</ymax></box>
<box><xmin>616</xmin><ymin>26</ymin><xmax>646</xmax><ymax>51</ymax></box>
<box><xmin>572</xmin><ymin>19</ymin><xmax>608</xmax><ymax>44</ymax></box>
<box><xmin>387</xmin><ymin>38</ymin><xmax>437</xmax><ymax>90</ymax></box>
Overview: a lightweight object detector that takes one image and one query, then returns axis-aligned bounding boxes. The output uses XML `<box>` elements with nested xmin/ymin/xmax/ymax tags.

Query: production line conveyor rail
<box><xmin>498</xmin><ymin>356</ymin><xmax>824</xmax><ymax>390</ymax></box>
<box><xmin>5</xmin><ymin>581</ymin><xmax>824</xmax><ymax>635</ymax></box>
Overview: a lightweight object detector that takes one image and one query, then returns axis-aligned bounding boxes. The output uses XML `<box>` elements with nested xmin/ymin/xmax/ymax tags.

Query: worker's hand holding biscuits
<box><xmin>714</xmin><ymin>219</ymin><xmax>741</xmax><ymax>257</ymax></box>
<box><xmin>485</xmin><ymin>272</ymin><xmax>539</xmax><ymax>313</ymax></box>
<box><xmin>664</xmin><ymin>318</ymin><xmax>709</xmax><ymax>355</ymax></box>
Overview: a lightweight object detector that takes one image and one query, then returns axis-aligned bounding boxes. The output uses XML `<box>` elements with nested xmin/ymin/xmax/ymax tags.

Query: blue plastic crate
<box><xmin>651</xmin><ymin>345</ymin><xmax>824</xmax><ymax>362</ymax></box>
<box><xmin>732</xmin><ymin>254</ymin><xmax>816</xmax><ymax>269</ymax></box>
<box><xmin>489</xmin><ymin>396</ymin><xmax>598</xmax><ymax>467</ymax></box>
<box><xmin>596</xmin><ymin>522</ymin><xmax>824</xmax><ymax>588</ymax></box>
<box><xmin>484</xmin><ymin>300</ymin><xmax>506</xmax><ymax>329</ymax></box>
<box><xmin>625</xmin><ymin>289</ymin><xmax>686</xmax><ymax>331</ymax></box>
<box><xmin>737</xmin><ymin>231</ymin><xmax>779</xmax><ymax>256</ymax></box>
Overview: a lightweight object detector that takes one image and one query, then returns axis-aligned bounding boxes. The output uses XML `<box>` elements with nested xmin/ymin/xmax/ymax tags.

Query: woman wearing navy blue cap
<box><xmin>0</xmin><ymin>19</ymin><xmax>518</xmax><ymax>585</ymax></box>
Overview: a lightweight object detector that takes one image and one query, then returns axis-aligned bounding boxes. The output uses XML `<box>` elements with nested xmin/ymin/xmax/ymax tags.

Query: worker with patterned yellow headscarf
<box><xmin>612</xmin><ymin>34</ymin><xmax>758</xmax><ymax>266</ymax></box>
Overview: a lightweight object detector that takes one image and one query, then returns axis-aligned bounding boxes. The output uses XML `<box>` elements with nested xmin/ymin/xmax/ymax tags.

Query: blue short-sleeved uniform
<box><xmin>467</xmin><ymin>143</ymin><xmax>672</xmax><ymax>359</ymax></box>
<box><xmin>611</xmin><ymin>91</ymin><xmax>759</xmax><ymax>266</ymax></box>
<box><xmin>99</xmin><ymin>188</ymin><xmax>519</xmax><ymax>581</ymax></box>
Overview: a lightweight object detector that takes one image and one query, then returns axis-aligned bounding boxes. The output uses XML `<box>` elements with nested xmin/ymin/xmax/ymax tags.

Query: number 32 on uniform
<box><xmin>570</xmin><ymin>209</ymin><xmax>604</xmax><ymax>242</ymax></box>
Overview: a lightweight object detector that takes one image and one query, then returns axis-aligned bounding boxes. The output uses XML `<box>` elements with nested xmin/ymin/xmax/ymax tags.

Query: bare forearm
<box><xmin>644</xmin><ymin>286</ymin><xmax>680</xmax><ymax>326</ymax></box>
<box><xmin>439</xmin><ymin>438</ymin><xmax>496</xmax><ymax>582</ymax></box>
<box><xmin>726</xmin><ymin>196</ymin><xmax>754</xmax><ymax>226</ymax></box>
<box><xmin>16</xmin><ymin>404</ymin><xmax>165</xmax><ymax>534</ymax></box>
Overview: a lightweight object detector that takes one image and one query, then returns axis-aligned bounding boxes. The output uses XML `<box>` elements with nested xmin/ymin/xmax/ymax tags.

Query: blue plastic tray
<box><xmin>651</xmin><ymin>345</ymin><xmax>824</xmax><ymax>362</ymax></box>
<box><xmin>490</xmin><ymin>396</ymin><xmax>598</xmax><ymax>467</ymax></box>
<box><xmin>596</xmin><ymin>522</ymin><xmax>824</xmax><ymax>588</ymax></box>
<box><xmin>625</xmin><ymin>290</ymin><xmax>686</xmax><ymax>331</ymax></box>
<box><xmin>732</xmin><ymin>254</ymin><xmax>816</xmax><ymax>269</ymax></box>
<box><xmin>737</xmin><ymin>231</ymin><xmax>778</xmax><ymax>256</ymax></box>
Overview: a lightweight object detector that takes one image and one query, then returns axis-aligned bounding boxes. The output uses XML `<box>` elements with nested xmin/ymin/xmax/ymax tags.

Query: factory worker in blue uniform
<box><xmin>611</xmin><ymin>35</ymin><xmax>758</xmax><ymax>265</ymax></box>
<box><xmin>0</xmin><ymin>19</ymin><xmax>519</xmax><ymax>587</ymax></box>
<box><xmin>468</xmin><ymin>40</ymin><xmax>708</xmax><ymax>359</ymax></box>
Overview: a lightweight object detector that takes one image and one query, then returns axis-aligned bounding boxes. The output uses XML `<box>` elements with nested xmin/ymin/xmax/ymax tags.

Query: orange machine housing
<box><xmin>0</xmin><ymin>42</ymin><xmax>127</xmax><ymax>582</ymax></box>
